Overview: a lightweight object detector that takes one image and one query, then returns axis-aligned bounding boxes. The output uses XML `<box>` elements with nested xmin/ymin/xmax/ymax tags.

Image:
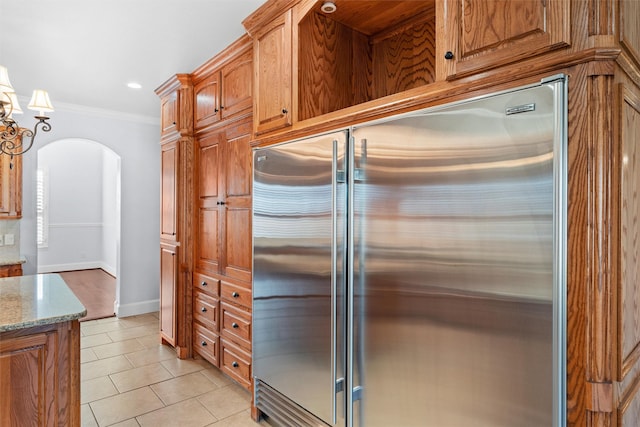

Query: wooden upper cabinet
<box><xmin>193</xmin><ymin>39</ymin><xmax>253</xmax><ymax>131</ymax></box>
<box><xmin>156</xmin><ymin>74</ymin><xmax>193</xmax><ymax>141</ymax></box>
<box><xmin>195</xmin><ymin>72</ymin><xmax>222</xmax><ymax>129</ymax></box>
<box><xmin>437</xmin><ymin>0</ymin><xmax>570</xmax><ymax>79</ymax></box>
<box><xmin>221</xmin><ymin>49</ymin><xmax>253</xmax><ymax>120</ymax></box>
<box><xmin>0</xmin><ymin>150</ymin><xmax>21</xmax><ymax>218</ymax></box>
<box><xmin>252</xmin><ymin>8</ymin><xmax>293</xmax><ymax>135</ymax></box>
<box><xmin>160</xmin><ymin>91</ymin><xmax>178</xmax><ymax>136</ymax></box>
<box><xmin>161</xmin><ymin>141</ymin><xmax>178</xmax><ymax>241</ymax></box>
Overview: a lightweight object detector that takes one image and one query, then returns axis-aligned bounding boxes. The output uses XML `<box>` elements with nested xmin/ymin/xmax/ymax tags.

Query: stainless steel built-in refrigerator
<box><xmin>252</xmin><ymin>77</ymin><xmax>567</xmax><ymax>427</ymax></box>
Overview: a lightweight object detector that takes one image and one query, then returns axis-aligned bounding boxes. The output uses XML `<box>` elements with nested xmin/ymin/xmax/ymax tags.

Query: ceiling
<box><xmin>0</xmin><ymin>0</ymin><xmax>265</xmax><ymax>121</ymax></box>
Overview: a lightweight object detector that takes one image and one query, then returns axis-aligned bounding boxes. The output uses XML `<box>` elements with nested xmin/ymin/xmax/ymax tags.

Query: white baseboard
<box><xmin>38</xmin><ymin>261</ymin><xmax>116</xmax><ymax>275</ymax></box>
<box><xmin>115</xmin><ymin>299</ymin><xmax>159</xmax><ymax>318</ymax></box>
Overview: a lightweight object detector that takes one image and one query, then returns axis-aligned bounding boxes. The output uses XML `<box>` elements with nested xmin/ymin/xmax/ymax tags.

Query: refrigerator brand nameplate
<box><xmin>505</xmin><ymin>103</ymin><xmax>536</xmax><ymax>115</ymax></box>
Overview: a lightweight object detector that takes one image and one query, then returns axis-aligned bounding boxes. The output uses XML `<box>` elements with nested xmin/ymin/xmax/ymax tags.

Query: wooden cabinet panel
<box><xmin>221</xmin><ymin>280</ymin><xmax>252</xmax><ymax>309</ymax></box>
<box><xmin>161</xmin><ymin>141</ymin><xmax>178</xmax><ymax>241</ymax></box>
<box><xmin>619</xmin><ymin>85</ymin><xmax>640</xmax><ymax>381</ymax></box>
<box><xmin>0</xmin><ymin>263</ymin><xmax>22</xmax><ymax>278</ymax></box>
<box><xmin>254</xmin><ymin>9</ymin><xmax>292</xmax><ymax>134</ymax></box>
<box><xmin>198</xmin><ymin>209</ymin><xmax>221</xmax><ymax>273</ymax></box>
<box><xmin>220</xmin><ymin>338</ymin><xmax>252</xmax><ymax>390</ymax></box>
<box><xmin>193</xmin><ymin>290</ymin><xmax>219</xmax><ymax>331</ymax></box>
<box><xmin>160</xmin><ymin>91</ymin><xmax>178</xmax><ymax>136</ymax></box>
<box><xmin>0</xmin><ymin>322</ymin><xmax>81</xmax><ymax>427</ymax></box>
<box><xmin>196</xmin><ymin>132</ymin><xmax>223</xmax><ymax>274</ymax></box>
<box><xmin>195</xmin><ymin>72</ymin><xmax>221</xmax><ymax>129</ymax></box>
<box><xmin>437</xmin><ymin>0</ymin><xmax>570</xmax><ymax>79</ymax></box>
<box><xmin>221</xmin><ymin>49</ymin><xmax>253</xmax><ymax>120</ymax></box>
<box><xmin>224</xmin><ymin>207</ymin><xmax>252</xmax><ymax>283</ymax></box>
<box><xmin>160</xmin><ymin>244</ymin><xmax>177</xmax><ymax>346</ymax></box>
<box><xmin>198</xmin><ymin>134</ymin><xmax>222</xmax><ymax>200</ymax></box>
<box><xmin>194</xmin><ymin>322</ymin><xmax>219</xmax><ymax>367</ymax></box>
<box><xmin>225</xmin><ymin>121</ymin><xmax>252</xmax><ymax>198</ymax></box>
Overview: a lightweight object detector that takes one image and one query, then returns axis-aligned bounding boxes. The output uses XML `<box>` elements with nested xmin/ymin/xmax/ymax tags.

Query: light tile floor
<box><xmin>80</xmin><ymin>312</ymin><xmax>264</xmax><ymax>427</ymax></box>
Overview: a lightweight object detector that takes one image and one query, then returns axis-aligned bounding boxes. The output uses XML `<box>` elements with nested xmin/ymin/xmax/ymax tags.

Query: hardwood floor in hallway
<box><xmin>60</xmin><ymin>269</ymin><xmax>116</xmax><ymax>321</ymax></box>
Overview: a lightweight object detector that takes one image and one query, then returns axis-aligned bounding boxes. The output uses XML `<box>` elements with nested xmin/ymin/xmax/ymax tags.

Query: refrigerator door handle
<box><xmin>331</xmin><ymin>138</ymin><xmax>339</xmax><ymax>425</ymax></box>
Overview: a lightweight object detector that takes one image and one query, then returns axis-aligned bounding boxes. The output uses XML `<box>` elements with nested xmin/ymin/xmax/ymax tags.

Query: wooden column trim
<box><xmin>586</xmin><ymin>71</ymin><xmax>617</xmax><ymax>385</ymax></box>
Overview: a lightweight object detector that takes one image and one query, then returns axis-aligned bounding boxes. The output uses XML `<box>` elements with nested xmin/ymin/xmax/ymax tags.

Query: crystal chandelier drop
<box><xmin>0</xmin><ymin>65</ymin><xmax>54</xmax><ymax>160</ymax></box>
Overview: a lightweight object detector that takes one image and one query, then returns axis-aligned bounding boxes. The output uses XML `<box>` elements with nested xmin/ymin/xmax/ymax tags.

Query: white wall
<box><xmin>20</xmin><ymin>103</ymin><xmax>160</xmax><ymax>317</ymax></box>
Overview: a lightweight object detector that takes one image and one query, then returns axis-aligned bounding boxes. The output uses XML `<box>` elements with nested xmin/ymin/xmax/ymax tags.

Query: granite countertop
<box><xmin>0</xmin><ymin>256</ymin><xmax>27</xmax><ymax>266</ymax></box>
<box><xmin>0</xmin><ymin>274</ymin><xmax>87</xmax><ymax>332</ymax></box>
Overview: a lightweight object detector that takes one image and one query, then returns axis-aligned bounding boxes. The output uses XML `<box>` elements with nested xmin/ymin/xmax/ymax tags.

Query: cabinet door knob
<box><xmin>232</xmin><ymin>361</ymin><xmax>239</xmax><ymax>368</ymax></box>
<box><xmin>201</xmin><ymin>307</ymin><xmax>207</xmax><ymax>312</ymax></box>
<box><xmin>444</xmin><ymin>51</ymin><xmax>454</xmax><ymax>60</ymax></box>
<box><xmin>201</xmin><ymin>281</ymin><xmax>207</xmax><ymax>287</ymax></box>
<box><xmin>214</xmin><ymin>108</ymin><xmax>219</xmax><ymax>113</ymax></box>
<box><xmin>220</xmin><ymin>105</ymin><xmax>225</xmax><ymax>109</ymax></box>
<box><xmin>232</xmin><ymin>322</ymin><xmax>239</xmax><ymax>329</ymax></box>
<box><xmin>232</xmin><ymin>292</ymin><xmax>240</xmax><ymax>298</ymax></box>
<box><xmin>282</xmin><ymin>108</ymin><xmax>288</xmax><ymax>114</ymax></box>
<box><xmin>201</xmin><ymin>341</ymin><xmax>207</xmax><ymax>347</ymax></box>
<box><xmin>217</xmin><ymin>201</ymin><xmax>226</xmax><ymax>205</ymax></box>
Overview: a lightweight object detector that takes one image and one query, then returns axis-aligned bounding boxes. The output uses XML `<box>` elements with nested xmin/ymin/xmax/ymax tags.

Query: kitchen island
<box><xmin>0</xmin><ymin>274</ymin><xmax>86</xmax><ymax>426</ymax></box>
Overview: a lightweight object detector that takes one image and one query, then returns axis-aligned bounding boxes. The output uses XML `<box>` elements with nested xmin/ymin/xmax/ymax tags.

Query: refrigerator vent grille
<box><xmin>255</xmin><ymin>379</ymin><xmax>329</xmax><ymax>427</ymax></box>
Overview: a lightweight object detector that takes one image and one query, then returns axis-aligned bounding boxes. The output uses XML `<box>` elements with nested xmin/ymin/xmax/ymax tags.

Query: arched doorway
<box><xmin>37</xmin><ymin>138</ymin><xmax>121</xmax><ymax>320</ymax></box>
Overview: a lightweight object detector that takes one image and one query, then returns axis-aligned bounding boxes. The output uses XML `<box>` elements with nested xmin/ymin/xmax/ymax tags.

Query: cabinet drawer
<box><xmin>220</xmin><ymin>338</ymin><xmax>251</xmax><ymax>390</ymax></box>
<box><xmin>193</xmin><ymin>272</ymin><xmax>219</xmax><ymax>297</ymax></box>
<box><xmin>193</xmin><ymin>291</ymin><xmax>218</xmax><ymax>330</ymax></box>
<box><xmin>220</xmin><ymin>281</ymin><xmax>252</xmax><ymax>309</ymax></box>
<box><xmin>193</xmin><ymin>323</ymin><xmax>219</xmax><ymax>367</ymax></box>
<box><xmin>220</xmin><ymin>302</ymin><xmax>251</xmax><ymax>349</ymax></box>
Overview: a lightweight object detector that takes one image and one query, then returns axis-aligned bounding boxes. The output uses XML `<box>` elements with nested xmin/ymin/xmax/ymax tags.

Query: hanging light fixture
<box><xmin>0</xmin><ymin>65</ymin><xmax>54</xmax><ymax>160</ymax></box>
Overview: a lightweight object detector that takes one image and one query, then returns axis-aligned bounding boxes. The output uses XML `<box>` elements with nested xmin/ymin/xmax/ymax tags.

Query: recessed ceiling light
<box><xmin>127</xmin><ymin>82</ymin><xmax>142</xmax><ymax>89</ymax></box>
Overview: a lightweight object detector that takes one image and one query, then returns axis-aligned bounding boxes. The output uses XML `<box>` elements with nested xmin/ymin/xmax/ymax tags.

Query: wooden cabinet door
<box><xmin>195</xmin><ymin>72</ymin><xmax>221</xmax><ymax>130</ymax></box>
<box><xmin>221</xmin><ymin>49</ymin><xmax>253</xmax><ymax>120</ymax></box>
<box><xmin>0</xmin><ymin>323</ymin><xmax>81</xmax><ymax>427</ymax></box>
<box><xmin>196</xmin><ymin>131</ymin><xmax>224</xmax><ymax>274</ymax></box>
<box><xmin>161</xmin><ymin>141</ymin><xmax>178</xmax><ymax>241</ymax></box>
<box><xmin>222</xmin><ymin>121</ymin><xmax>252</xmax><ymax>283</ymax></box>
<box><xmin>160</xmin><ymin>244</ymin><xmax>177</xmax><ymax>346</ymax></box>
<box><xmin>160</xmin><ymin>91</ymin><xmax>178</xmax><ymax>136</ymax></box>
<box><xmin>0</xmin><ymin>150</ymin><xmax>21</xmax><ymax>218</ymax></box>
<box><xmin>437</xmin><ymin>0</ymin><xmax>570</xmax><ymax>79</ymax></box>
<box><xmin>253</xmin><ymin>9</ymin><xmax>292</xmax><ymax>135</ymax></box>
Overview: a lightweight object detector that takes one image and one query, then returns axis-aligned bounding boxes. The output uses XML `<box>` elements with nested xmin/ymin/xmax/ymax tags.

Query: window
<box><xmin>36</xmin><ymin>168</ymin><xmax>49</xmax><ymax>248</ymax></box>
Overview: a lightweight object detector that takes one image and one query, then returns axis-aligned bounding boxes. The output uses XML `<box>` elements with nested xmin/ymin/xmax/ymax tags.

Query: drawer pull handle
<box><xmin>232</xmin><ymin>361</ymin><xmax>239</xmax><ymax>368</ymax></box>
<box><xmin>201</xmin><ymin>307</ymin><xmax>207</xmax><ymax>313</ymax></box>
<box><xmin>232</xmin><ymin>322</ymin><xmax>239</xmax><ymax>329</ymax></box>
<box><xmin>232</xmin><ymin>292</ymin><xmax>240</xmax><ymax>298</ymax></box>
<box><xmin>201</xmin><ymin>341</ymin><xmax>207</xmax><ymax>347</ymax></box>
<box><xmin>201</xmin><ymin>281</ymin><xmax>207</xmax><ymax>287</ymax></box>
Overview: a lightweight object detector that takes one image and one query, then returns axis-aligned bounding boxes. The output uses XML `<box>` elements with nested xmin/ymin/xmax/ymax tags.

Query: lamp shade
<box><xmin>0</xmin><ymin>66</ymin><xmax>14</xmax><ymax>94</ymax></box>
<box><xmin>1</xmin><ymin>92</ymin><xmax>23</xmax><ymax>116</ymax></box>
<box><xmin>28</xmin><ymin>89</ymin><xmax>54</xmax><ymax>114</ymax></box>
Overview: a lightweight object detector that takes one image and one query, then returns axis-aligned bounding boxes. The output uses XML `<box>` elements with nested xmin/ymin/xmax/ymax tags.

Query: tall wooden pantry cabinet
<box><xmin>157</xmin><ymin>35</ymin><xmax>254</xmax><ymax>390</ymax></box>
<box><xmin>155</xmin><ymin>74</ymin><xmax>194</xmax><ymax>358</ymax></box>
